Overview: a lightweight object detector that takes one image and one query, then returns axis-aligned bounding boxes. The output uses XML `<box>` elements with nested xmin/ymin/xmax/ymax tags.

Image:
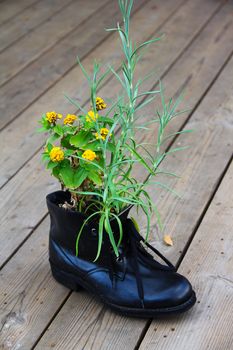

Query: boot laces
<box><xmin>107</xmin><ymin>218</ymin><xmax>175</xmax><ymax>308</ymax></box>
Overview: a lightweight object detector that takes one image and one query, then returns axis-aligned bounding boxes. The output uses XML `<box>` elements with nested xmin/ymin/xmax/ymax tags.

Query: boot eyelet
<box><xmin>116</xmin><ymin>256</ymin><xmax>123</xmax><ymax>263</ymax></box>
<box><xmin>91</xmin><ymin>228</ymin><xmax>97</xmax><ymax>237</ymax></box>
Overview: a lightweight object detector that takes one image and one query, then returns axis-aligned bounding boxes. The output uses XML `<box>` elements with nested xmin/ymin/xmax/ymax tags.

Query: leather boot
<box><xmin>47</xmin><ymin>190</ymin><xmax>196</xmax><ymax>317</ymax></box>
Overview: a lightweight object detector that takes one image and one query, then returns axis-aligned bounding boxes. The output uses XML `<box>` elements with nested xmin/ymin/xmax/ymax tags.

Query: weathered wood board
<box><xmin>0</xmin><ymin>0</ymin><xmax>224</xmax><ymax>267</ymax></box>
<box><xmin>0</xmin><ymin>0</ymin><xmax>221</xmax><ymax>186</ymax></box>
<box><xmin>0</xmin><ymin>0</ymin><xmax>232</xmax><ymax>349</ymax></box>
<box><xmin>0</xmin><ymin>0</ymin><xmax>73</xmax><ymax>53</ymax></box>
<box><xmin>0</xmin><ymin>0</ymin><xmax>109</xmax><ymax>86</ymax></box>
<box><xmin>0</xmin><ymin>0</ymin><xmax>38</xmax><ymax>26</ymax></box>
<box><xmin>139</xmin><ymin>160</ymin><xmax>233</xmax><ymax>350</ymax></box>
<box><xmin>0</xmin><ymin>0</ymin><xmax>147</xmax><ymax>130</ymax></box>
<box><xmin>31</xmin><ymin>39</ymin><xmax>233</xmax><ymax>350</ymax></box>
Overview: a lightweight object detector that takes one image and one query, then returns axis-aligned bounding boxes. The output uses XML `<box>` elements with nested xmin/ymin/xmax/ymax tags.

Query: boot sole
<box><xmin>50</xmin><ymin>261</ymin><xmax>196</xmax><ymax>318</ymax></box>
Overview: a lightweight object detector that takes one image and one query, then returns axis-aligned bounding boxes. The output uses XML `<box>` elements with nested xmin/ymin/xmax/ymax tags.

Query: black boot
<box><xmin>47</xmin><ymin>191</ymin><xmax>196</xmax><ymax>317</ymax></box>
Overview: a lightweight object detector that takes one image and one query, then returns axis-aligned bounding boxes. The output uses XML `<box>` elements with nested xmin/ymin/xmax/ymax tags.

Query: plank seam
<box><xmin>0</xmin><ymin>0</ymin><xmax>227</xmax><ymax>266</ymax></box>
<box><xmin>1</xmin><ymin>2</ymin><xmax>231</xmax><ymax>346</ymax></box>
<box><xmin>30</xmin><ymin>9</ymin><xmax>233</xmax><ymax>348</ymax></box>
<box><xmin>30</xmin><ymin>290</ymin><xmax>73</xmax><ymax>350</ymax></box>
<box><xmin>0</xmin><ymin>0</ymin><xmax>155</xmax><ymax>192</ymax></box>
<box><xmin>134</xmin><ymin>48</ymin><xmax>233</xmax><ymax>350</ymax></box>
<box><xmin>0</xmin><ymin>0</ymin><xmax>225</xmax><ymax>190</ymax></box>
<box><xmin>134</xmin><ymin>321</ymin><xmax>152</xmax><ymax>350</ymax></box>
<box><xmin>0</xmin><ymin>0</ymin><xmax>191</xmax><ymax>191</ymax></box>
<box><xmin>145</xmin><ymin>0</ymin><xmax>225</xmax><ymax>107</ymax></box>
<box><xmin>176</xmin><ymin>152</ymin><xmax>233</xmax><ymax>270</ymax></box>
<box><xmin>0</xmin><ymin>0</ymin><xmax>41</xmax><ymax>28</ymax></box>
<box><xmin>0</xmin><ymin>0</ymin><xmax>112</xmax><ymax>89</ymax></box>
<box><xmin>128</xmin><ymin>10</ymin><xmax>233</xmax><ymax>350</ymax></box>
<box><xmin>0</xmin><ymin>0</ymin><xmax>229</xmax><ymax>267</ymax></box>
<box><xmin>0</xmin><ymin>0</ymin><xmax>76</xmax><ymax>55</ymax></box>
<box><xmin>0</xmin><ymin>0</ymin><xmax>153</xmax><ymax>132</ymax></box>
<box><xmin>0</xmin><ymin>212</ymin><xmax>48</xmax><ymax>270</ymax></box>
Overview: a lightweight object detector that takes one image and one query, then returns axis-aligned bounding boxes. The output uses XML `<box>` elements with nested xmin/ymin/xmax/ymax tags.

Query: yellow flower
<box><xmin>86</xmin><ymin>110</ymin><xmax>99</xmax><ymax>123</ymax></box>
<box><xmin>45</xmin><ymin>111</ymin><xmax>62</xmax><ymax>123</ymax></box>
<box><xmin>82</xmin><ymin>149</ymin><xmax>97</xmax><ymax>161</ymax></box>
<box><xmin>94</xmin><ymin>127</ymin><xmax>111</xmax><ymax>140</ymax></box>
<box><xmin>49</xmin><ymin>147</ymin><xmax>64</xmax><ymax>162</ymax></box>
<box><xmin>64</xmin><ymin>114</ymin><xmax>77</xmax><ymax>125</ymax></box>
<box><xmin>96</xmin><ymin>97</ymin><xmax>107</xmax><ymax>111</ymax></box>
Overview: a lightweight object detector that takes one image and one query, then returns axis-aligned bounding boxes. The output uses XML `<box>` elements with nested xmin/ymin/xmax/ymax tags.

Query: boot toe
<box><xmin>144</xmin><ymin>271</ymin><xmax>194</xmax><ymax>310</ymax></box>
<box><xmin>169</xmin><ymin>273</ymin><xmax>193</xmax><ymax>306</ymax></box>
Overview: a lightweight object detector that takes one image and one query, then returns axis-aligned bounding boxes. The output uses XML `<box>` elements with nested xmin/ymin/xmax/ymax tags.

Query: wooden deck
<box><xmin>0</xmin><ymin>0</ymin><xmax>233</xmax><ymax>348</ymax></box>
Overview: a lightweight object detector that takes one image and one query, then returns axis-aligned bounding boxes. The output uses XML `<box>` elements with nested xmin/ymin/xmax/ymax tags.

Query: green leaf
<box><xmin>47</xmin><ymin>143</ymin><xmax>53</xmax><ymax>152</ymax></box>
<box><xmin>81</xmin><ymin>141</ymin><xmax>101</xmax><ymax>151</ymax></box>
<box><xmin>110</xmin><ymin>213</ymin><xmax>123</xmax><ymax>247</ymax></box>
<box><xmin>77</xmin><ymin>56</ymin><xmax>91</xmax><ymax>84</ymax></box>
<box><xmin>36</xmin><ymin>127</ymin><xmax>47</xmax><ymax>133</ymax></box>
<box><xmin>53</xmin><ymin>124</ymin><xmax>64</xmax><ymax>136</ymax></box>
<box><xmin>130</xmin><ymin>216</ymin><xmax>140</xmax><ymax>232</ymax></box>
<box><xmin>59</xmin><ymin>166</ymin><xmax>74</xmax><ymax>188</ymax></box>
<box><xmin>46</xmin><ymin>133</ymin><xmax>60</xmax><ymax>145</ymax></box>
<box><xmin>76</xmin><ymin>211</ymin><xmax>102</xmax><ymax>257</ymax></box>
<box><xmin>52</xmin><ymin>166</ymin><xmax>61</xmax><ymax>179</ymax></box>
<box><xmin>70</xmin><ymin>131</ymin><xmax>92</xmax><ymax>148</ymax></box>
<box><xmin>88</xmin><ymin>171</ymin><xmax>102</xmax><ymax>185</ymax></box>
<box><xmin>41</xmin><ymin>118</ymin><xmax>51</xmax><ymax>130</ymax></box>
<box><xmin>60</xmin><ymin>166</ymin><xmax>88</xmax><ymax>189</ymax></box>
<box><xmin>73</xmin><ymin>167</ymin><xmax>88</xmax><ymax>188</ymax></box>
<box><xmin>64</xmin><ymin>94</ymin><xmax>86</xmax><ymax>114</ymax></box>
<box><xmin>41</xmin><ymin>153</ymin><xmax>50</xmax><ymax>162</ymax></box>
<box><xmin>98</xmin><ymin>117</ymin><xmax>114</xmax><ymax>124</ymax></box>
<box><xmin>95</xmin><ymin>215</ymin><xmax>104</xmax><ymax>261</ymax></box>
<box><xmin>61</xmin><ymin>135</ymin><xmax>75</xmax><ymax>149</ymax></box>
<box><xmin>47</xmin><ymin>161</ymin><xmax>58</xmax><ymax>169</ymax></box>
<box><xmin>125</xmin><ymin>143</ymin><xmax>154</xmax><ymax>174</ymax></box>
<box><xmin>64</xmin><ymin>149</ymin><xmax>74</xmax><ymax>157</ymax></box>
<box><xmin>105</xmin><ymin>142</ymin><xmax>116</xmax><ymax>153</ymax></box>
<box><xmin>104</xmin><ymin>213</ymin><xmax>119</xmax><ymax>257</ymax></box>
<box><xmin>131</xmin><ymin>36</ymin><xmax>163</xmax><ymax>58</ymax></box>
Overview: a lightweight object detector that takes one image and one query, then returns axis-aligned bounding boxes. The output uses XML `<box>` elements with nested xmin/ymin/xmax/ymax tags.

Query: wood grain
<box><xmin>0</xmin><ymin>0</ymin><xmax>108</xmax><ymax>87</ymax></box>
<box><xmin>0</xmin><ymin>0</ymin><xmax>223</xmax><ymax>267</ymax></box>
<box><xmin>0</xmin><ymin>0</ymin><xmax>148</xmax><ymax>130</ymax></box>
<box><xmin>32</xmin><ymin>40</ymin><xmax>233</xmax><ymax>350</ymax></box>
<box><xmin>0</xmin><ymin>218</ymin><xmax>70</xmax><ymax>350</ymax></box>
<box><xmin>0</xmin><ymin>1</ymin><xmax>232</xmax><ymax>349</ymax></box>
<box><xmin>0</xmin><ymin>216</ymin><xmax>146</xmax><ymax>349</ymax></box>
<box><xmin>139</xmin><ymin>161</ymin><xmax>233</xmax><ymax>350</ymax></box>
<box><xmin>0</xmin><ymin>0</ymin><xmax>189</xmax><ymax>266</ymax></box>
<box><xmin>0</xmin><ymin>152</ymin><xmax>58</xmax><ymax>267</ymax></box>
<box><xmin>0</xmin><ymin>0</ymin><xmax>221</xmax><ymax>187</ymax></box>
<box><xmin>0</xmin><ymin>0</ymin><xmax>73</xmax><ymax>53</ymax></box>
<box><xmin>0</xmin><ymin>0</ymin><xmax>177</xmax><ymax>131</ymax></box>
<box><xmin>0</xmin><ymin>0</ymin><xmax>38</xmax><ymax>26</ymax></box>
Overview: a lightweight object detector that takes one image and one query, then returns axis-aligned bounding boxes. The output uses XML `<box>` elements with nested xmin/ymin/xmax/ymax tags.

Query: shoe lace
<box><xmin>107</xmin><ymin>218</ymin><xmax>175</xmax><ymax>308</ymax></box>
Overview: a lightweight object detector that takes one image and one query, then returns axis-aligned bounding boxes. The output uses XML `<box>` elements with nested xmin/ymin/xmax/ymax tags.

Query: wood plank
<box><xmin>0</xmin><ymin>0</ymin><xmax>73</xmax><ymax>53</ymax></box>
<box><xmin>0</xmin><ymin>0</ymin><xmax>38</xmax><ymax>26</ymax></box>
<box><xmin>0</xmin><ymin>219</ymin><xmax>146</xmax><ymax>350</ymax></box>
<box><xmin>0</xmin><ymin>0</ymin><xmax>186</xmax><ymax>185</ymax></box>
<box><xmin>0</xmin><ymin>0</ymin><xmax>175</xmax><ymax>131</ymax></box>
<box><xmin>0</xmin><ymin>218</ymin><xmax>69</xmax><ymax>350</ymax></box>
<box><xmin>1</xmin><ymin>2</ymin><xmax>233</xmax><ymax>349</ymax></box>
<box><xmin>139</xmin><ymin>160</ymin><xmax>233</xmax><ymax>350</ymax></box>
<box><xmin>0</xmin><ymin>0</ymin><xmax>222</xmax><ymax>188</ymax></box>
<box><xmin>0</xmin><ymin>0</ymin><xmax>188</xmax><ymax>265</ymax></box>
<box><xmin>0</xmin><ymin>153</ymin><xmax>58</xmax><ymax>266</ymax></box>
<box><xmin>31</xmin><ymin>52</ymin><xmax>233</xmax><ymax>350</ymax></box>
<box><xmin>0</xmin><ymin>0</ymin><xmax>109</xmax><ymax>87</ymax></box>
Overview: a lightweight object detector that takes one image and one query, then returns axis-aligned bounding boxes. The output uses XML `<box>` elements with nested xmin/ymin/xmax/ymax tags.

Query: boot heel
<box><xmin>50</xmin><ymin>261</ymin><xmax>83</xmax><ymax>292</ymax></box>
